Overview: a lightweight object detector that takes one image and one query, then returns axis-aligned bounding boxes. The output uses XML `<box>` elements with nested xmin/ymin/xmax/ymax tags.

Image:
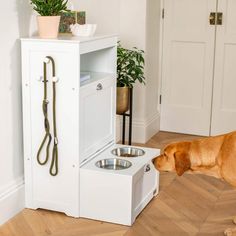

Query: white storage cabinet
<box><xmin>21</xmin><ymin>36</ymin><xmax>117</xmax><ymax>217</ymax></box>
<box><xmin>21</xmin><ymin>35</ymin><xmax>160</xmax><ymax>225</ymax></box>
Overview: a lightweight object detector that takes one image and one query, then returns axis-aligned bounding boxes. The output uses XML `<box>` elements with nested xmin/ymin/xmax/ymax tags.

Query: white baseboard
<box><xmin>116</xmin><ymin>112</ymin><xmax>160</xmax><ymax>144</ymax></box>
<box><xmin>132</xmin><ymin>112</ymin><xmax>160</xmax><ymax>143</ymax></box>
<box><xmin>0</xmin><ymin>177</ymin><xmax>25</xmax><ymax>226</ymax></box>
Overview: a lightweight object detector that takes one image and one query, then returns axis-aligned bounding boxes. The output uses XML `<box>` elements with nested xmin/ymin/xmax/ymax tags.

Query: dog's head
<box><xmin>153</xmin><ymin>142</ymin><xmax>191</xmax><ymax>176</ymax></box>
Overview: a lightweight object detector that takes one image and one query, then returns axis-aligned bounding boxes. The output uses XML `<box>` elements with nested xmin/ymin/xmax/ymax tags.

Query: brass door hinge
<box><xmin>162</xmin><ymin>9</ymin><xmax>164</xmax><ymax>19</ymax></box>
<box><xmin>217</xmin><ymin>12</ymin><xmax>223</xmax><ymax>25</ymax></box>
<box><xmin>209</xmin><ymin>12</ymin><xmax>223</xmax><ymax>25</ymax></box>
<box><xmin>209</xmin><ymin>12</ymin><xmax>216</xmax><ymax>25</ymax></box>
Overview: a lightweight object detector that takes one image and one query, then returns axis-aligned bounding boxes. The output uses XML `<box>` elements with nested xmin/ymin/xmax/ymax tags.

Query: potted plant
<box><xmin>30</xmin><ymin>0</ymin><xmax>68</xmax><ymax>39</ymax></box>
<box><xmin>117</xmin><ymin>42</ymin><xmax>145</xmax><ymax>115</ymax></box>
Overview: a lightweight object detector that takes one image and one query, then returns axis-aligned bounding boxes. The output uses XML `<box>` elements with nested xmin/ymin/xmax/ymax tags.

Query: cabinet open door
<box><xmin>79</xmin><ymin>75</ymin><xmax>116</xmax><ymax>163</ymax></box>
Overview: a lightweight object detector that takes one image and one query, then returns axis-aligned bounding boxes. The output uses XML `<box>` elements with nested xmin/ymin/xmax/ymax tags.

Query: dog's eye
<box><xmin>164</xmin><ymin>153</ymin><xmax>168</xmax><ymax>160</ymax></box>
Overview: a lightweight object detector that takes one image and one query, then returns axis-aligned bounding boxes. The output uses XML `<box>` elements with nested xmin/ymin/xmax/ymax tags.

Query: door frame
<box><xmin>157</xmin><ymin>0</ymin><xmax>165</xmax><ymax>123</ymax></box>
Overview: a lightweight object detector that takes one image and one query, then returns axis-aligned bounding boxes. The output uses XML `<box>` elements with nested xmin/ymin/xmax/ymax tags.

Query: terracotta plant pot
<box><xmin>116</xmin><ymin>87</ymin><xmax>130</xmax><ymax>115</ymax></box>
<box><xmin>37</xmin><ymin>16</ymin><xmax>61</xmax><ymax>39</ymax></box>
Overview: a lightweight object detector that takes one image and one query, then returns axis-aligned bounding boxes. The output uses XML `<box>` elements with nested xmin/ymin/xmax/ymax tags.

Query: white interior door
<box><xmin>160</xmin><ymin>0</ymin><xmax>217</xmax><ymax>136</ymax></box>
<box><xmin>211</xmin><ymin>0</ymin><xmax>236</xmax><ymax>135</ymax></box>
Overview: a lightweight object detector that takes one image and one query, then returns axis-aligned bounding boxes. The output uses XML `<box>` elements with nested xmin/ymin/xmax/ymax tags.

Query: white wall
<box><xmin>72</xmin><ymin>0</ymin><xmax>120</xmax><ymax>34</ymax></box>
<box><xmin>145</xmin><ymin>0</ymin><xmax>162</xmax><ymax>140</ymax></box>
<box><xmin>120</xmin><ymin>0</ymin><xmax>161</xmax><ymax>143</ymax></box>
<box><xmin>119</xmin><ymin>0</ymin><xmax>147</xmax><ymax>121</ymax></box>
<box><xmin>0</xmin><ymin>0</ymin><xmax>32</xmax><ymax>225</ymax></box>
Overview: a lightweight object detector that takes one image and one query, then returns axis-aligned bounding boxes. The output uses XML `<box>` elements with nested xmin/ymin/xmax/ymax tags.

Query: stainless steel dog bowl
<box><xmin>95</xmin><ymin>158</ymin><xmax>132</xmax><ymax>170</ymax></box>
<box><xmin>111</xmin><ymin>147</ymin><xmax>145</xmax><ymax>158</ymax></box>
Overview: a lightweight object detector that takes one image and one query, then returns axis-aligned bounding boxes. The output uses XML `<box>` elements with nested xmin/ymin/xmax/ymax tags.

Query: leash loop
<box><xmin>37</xmin><ymin>56</ymin><xmax>59</xmax><ymax>176</ymax></box>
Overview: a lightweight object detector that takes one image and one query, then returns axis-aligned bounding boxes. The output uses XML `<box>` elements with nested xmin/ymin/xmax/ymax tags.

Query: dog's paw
<box><xmin>225</xmin><ymin>228</ymin><xmax>233</xmax><ymax>236</ymax></box>
<box><xmin>224</xmin><ymin>227</ymin><xmax>236</xmax><ymax>236</ymax></box>
<box><xmin>233</xmin><ymin>216</ymin><xmax>236</xmax><ymax>225</ymax></box>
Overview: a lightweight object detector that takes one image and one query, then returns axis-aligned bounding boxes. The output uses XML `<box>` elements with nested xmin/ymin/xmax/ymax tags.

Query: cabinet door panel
<box><xmin>160</xmin><ymin>0</ymin><xmax>217</xmax><ymax>135</ymax></box>
<box><xmin>22</xmin><ymin>43</ymin><xmax>80</xmax><ymax>216</ymax></box>
<box><xmin>211</xmin><ymin>0</ymin><xmax>236</xmax><ymax>135</ymax></box>
<box><xmin>79</xmin><ymin>77</ymin><xmax>115</xmax><ymax>163</ymax></box>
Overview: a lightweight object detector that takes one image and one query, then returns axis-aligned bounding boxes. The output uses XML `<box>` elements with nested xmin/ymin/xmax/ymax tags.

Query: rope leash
<box><xmin>37</xmin><ymin>56</ymin><xmax>59</xmax><ymax>176</ymax></box>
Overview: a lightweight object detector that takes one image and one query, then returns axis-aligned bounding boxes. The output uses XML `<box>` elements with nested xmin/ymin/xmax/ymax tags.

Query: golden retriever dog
<box><xmin>152</xmin><ymin>131</ymin><xmax>236</xmax><ymax>236</ymax></box>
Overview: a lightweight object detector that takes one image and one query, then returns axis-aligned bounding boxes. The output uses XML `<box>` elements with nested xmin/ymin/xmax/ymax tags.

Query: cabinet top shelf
<box><xmin>20</xmin><ymin>35</ymin><xmax>117</xmax><ymax>44</ymax></box>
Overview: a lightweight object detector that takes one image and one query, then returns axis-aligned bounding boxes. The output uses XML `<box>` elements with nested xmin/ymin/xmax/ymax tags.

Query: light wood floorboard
<box><xmin>1</xmin><ymin>131</ymin><xmax>236</xmax><ymax>236</ymax></box>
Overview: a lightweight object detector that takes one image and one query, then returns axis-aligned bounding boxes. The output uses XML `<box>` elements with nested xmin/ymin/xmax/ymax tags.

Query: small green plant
<box><xmin>30</xmin><ymin>0</ymin><xmax>68</xmax><ymax>16</ymax></box>
<box><xmin>117</xmin><ymin>42</ymin><xmax>145</xmax><ymax>88</ymax></box>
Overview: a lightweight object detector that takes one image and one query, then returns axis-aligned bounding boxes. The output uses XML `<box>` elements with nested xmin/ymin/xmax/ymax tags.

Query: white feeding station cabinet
<box><xmin>21</xmin><ymin>35</ymin><xmax>160</xmax><ymax>226</ymax></box>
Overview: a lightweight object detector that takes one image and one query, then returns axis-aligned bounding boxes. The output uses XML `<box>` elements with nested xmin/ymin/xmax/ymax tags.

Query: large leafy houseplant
<box><xmin>116</xmin><ymin>42</ymin><xmax>145</xmax><ymax>114</ymax></box>
<box><xmin>30</xmin><ymin>0</ymin><xmax>68</xmax><ymax>38</ymax></box>
<box><xmin>117</xmin><ymin>42</ymin><xmax>145</xmax><ymax>88</ymax></box>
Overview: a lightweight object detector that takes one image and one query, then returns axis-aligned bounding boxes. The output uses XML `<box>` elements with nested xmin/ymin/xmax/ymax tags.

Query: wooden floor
<box><xmin>1</xmin><ymin>131</ymin><xmax>236</xmax><ymax>236</ymax></box>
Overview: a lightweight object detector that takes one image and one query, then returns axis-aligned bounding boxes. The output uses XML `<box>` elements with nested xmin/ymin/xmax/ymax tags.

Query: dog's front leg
<box><xmin>224</xmin><ymin>227</ymin><xmax>236</xmax><ymax>236</ymax></box>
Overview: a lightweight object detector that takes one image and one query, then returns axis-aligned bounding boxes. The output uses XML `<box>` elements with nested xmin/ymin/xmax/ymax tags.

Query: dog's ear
<box><xmin>174</xmin><ymin>151</ymin><xmax>191</xmax><ymax>176</ymax></box>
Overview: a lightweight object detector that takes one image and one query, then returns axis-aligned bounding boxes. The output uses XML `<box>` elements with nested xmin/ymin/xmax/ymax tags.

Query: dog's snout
<box><xmin>152</xmin><ymin>156</ymin><xmax>161</xmax><ymax>169</ymax></box>
<box><xmin>152</xmin><ymin>156</ymin><xmax>159</xmax><ymax>165</ymax></box>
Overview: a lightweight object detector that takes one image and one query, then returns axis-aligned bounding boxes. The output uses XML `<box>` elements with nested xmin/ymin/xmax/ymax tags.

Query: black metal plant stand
<box><xmin>121</xmin><ymin>88</ymin><xmax>133</xmax><ymax>145</ymax></box>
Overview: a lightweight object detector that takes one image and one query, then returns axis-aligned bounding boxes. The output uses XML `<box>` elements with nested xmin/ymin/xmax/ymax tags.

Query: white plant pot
<box><xmin>37</xmin><ymin>16</ymin><xmax>61</xmax><ymax>39</ymax></box>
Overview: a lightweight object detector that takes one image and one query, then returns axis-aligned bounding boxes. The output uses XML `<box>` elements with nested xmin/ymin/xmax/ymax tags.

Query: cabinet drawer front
<box><xmin>79</xmin><ymin>76</ymin><xmax>116</xmax><ymax>163</ymax></box>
